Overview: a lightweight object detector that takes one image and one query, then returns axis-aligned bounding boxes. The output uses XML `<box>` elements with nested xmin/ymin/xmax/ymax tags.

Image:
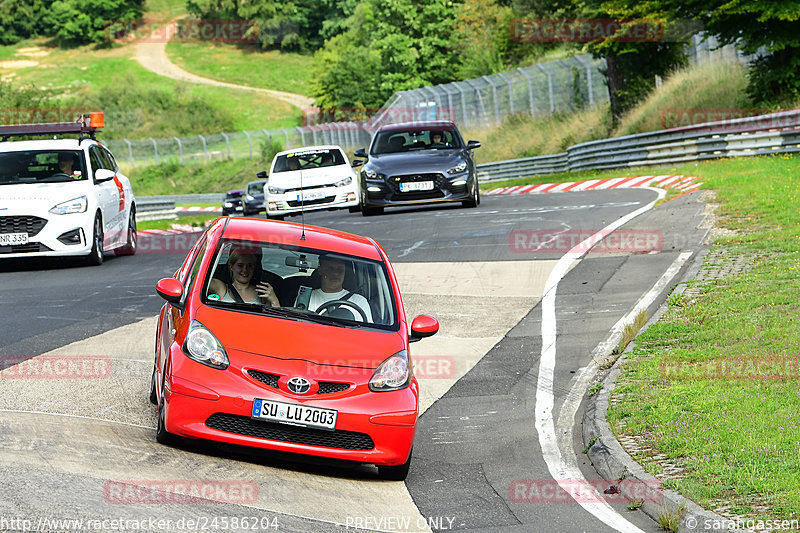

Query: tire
<box><xmin>377</xmin><ymin>450</ymin><xmax>412</xmax><ymax>481</ymax></box>
<box><xmin>155</xmin><ymin>381</ymin><xmax>176</xmax><ymax>445</ymax></box>
<box><xmin>149</xmin><ymin>367</ymin><xmax>157</xmax><ymax>405</ymax></box>
<box><xmin>267</xmin><ymin>213</ymin><xmax>285</xmax><ymax>221</ymax></box>
<box><xmin>85</xmin><ymin>215</ymin><xmax>104</xmax><ymax>266</ymax></box>
<box><xmin>361</xmin><ymin>205</ymin><xmax>384</xmax><ymax>217</ymax></box>
<box><xmin>348</xmin><ymin>203</ymin><xmax>362</xmax><ymax>213</ymax></box>
<box><xmin>116</xmin><ymin>208</ymin><xmax>137</xmax><ymax>255</ymax></box>
<box><xmin>462</xmin><ymin>181</ymin><xmax>480</xmax><ymax>208</ymax></box>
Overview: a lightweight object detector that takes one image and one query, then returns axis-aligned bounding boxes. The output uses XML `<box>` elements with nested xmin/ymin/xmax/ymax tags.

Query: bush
<box><xmin>260</xmin><ymin>137</ymin><xmax>284</xmax><ymax>164</ymax></box>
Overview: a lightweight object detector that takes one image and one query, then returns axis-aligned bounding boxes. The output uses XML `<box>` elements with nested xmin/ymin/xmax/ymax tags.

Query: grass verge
<box><xmin>607</xmin><ymin>153</ymin><xmax>800</xmax><ymax>523</ymax></box>
<box><xmin>138</xmin><ymin>215</ymin><xmax>218</xmax><ymax>231</ymax></box>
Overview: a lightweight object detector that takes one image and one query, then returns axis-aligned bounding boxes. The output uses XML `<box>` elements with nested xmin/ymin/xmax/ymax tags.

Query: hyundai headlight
<box><xmin>184</xmin><ymin>320</ymin><xmax>229</xmax><ymax>369</ymax></box>
<box><xmin>447</xmin><ymin>162</ymin><xmax>467</xmax><ymax>174</ymax></box>
<box><xmin>49</xmin><ymin>196</ymin><xmax>87</xmax><ymax>215</ymax></box>
<box><xmin>369</xmin><ymin>350</ymin><xmax>410</xmax><ymax>392</ymax></box>
<box><xmin>364</xmin><ymin>168</ymin><xmax>378</xmax><ymax>179</ymax></box>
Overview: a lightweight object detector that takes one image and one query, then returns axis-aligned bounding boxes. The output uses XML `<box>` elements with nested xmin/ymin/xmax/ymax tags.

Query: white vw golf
<box><xmin>0</xmin><ymin>114</ymin><xmax>137</xmax><ymax>265</ymax></box>
<box><xmin>260</xmin><ymin>146</ymin><xmax>360</xmax><ymax>219</ymax></box>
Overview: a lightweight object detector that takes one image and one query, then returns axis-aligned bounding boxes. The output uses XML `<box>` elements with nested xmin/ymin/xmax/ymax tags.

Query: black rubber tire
<box><xmin>85</xmin><ymin>215</ymin><xmax>104</xmax><ymax>266</ymax></box>
<box><xmin>155</xmin><ymin>383</ymin><xmax>176</xmax><ymax>445</ymax></box>
<box><xmin>116</xmin><ymin>208</ymin><xmax>137</xmax><ymax>255</ymax></box>
<box><xmin>377</xmin><ymin>450</ymin><xmax>412</xmax><ymax>481</ymax></box>
<box><xmin>462</xmin><ymin>182</ymin><xmax>480</xmax><ymax>208</ymax></box>
<box><xmin>361</xmin><ymin>205</ymin><xmax>384</xmax><ymax>217</ymax></box>
<box><xmin>149</xmin><ymin>367</ymin><xmax>157</xmax><ymax>405</ymax></box>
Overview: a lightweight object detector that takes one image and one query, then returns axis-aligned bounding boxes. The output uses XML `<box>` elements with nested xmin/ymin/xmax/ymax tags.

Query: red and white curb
<box><xmin>486</xmin><ymin>175</ymin><xmax>701</xmax><ymax>196</ymax></box>
<box><xmin>174</xmin><ymin>206</ymin><xmax>222</xmax><ymax>213</ymax></box>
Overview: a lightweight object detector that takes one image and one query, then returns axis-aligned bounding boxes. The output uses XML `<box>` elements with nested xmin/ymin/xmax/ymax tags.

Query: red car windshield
<box><xmin>202</xmin><ymin>239</ymin><xmax>399</xmax><ymax>329</ymax></box>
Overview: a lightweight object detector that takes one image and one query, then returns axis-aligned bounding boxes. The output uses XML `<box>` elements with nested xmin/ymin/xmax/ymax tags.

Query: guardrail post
<box><xmin>296</xmin><ymin>127</ymin><xmax>305</xmax><ymax>146</ymax></box>
<box><xmin>243</xmin><ymin>130</ymin><xmax>252</xmax><ymax>158</ymax></box>
<box><xmin>198</xmin><ymin>134</ymin><xmax>208</xmax><ymax>161</ymax></box>
<box><xmin>452</xmin><ymin>82</ymin><xmax>468</xmax><ymax>127</ymax></box>
<box><xmin>221</xmin><ymin>133</ymin><xmax>231</xmax><ymax>159</ymax></box>
<box><xmin>124</xmin><ymin>139</ymin><xmax>134</xmax><ymax>167</ymax></box>
<box><xmin>464</xmin><ymin>79</ymin><xmax>490</xmax><ymax>128</ymax></box>
<box><xmin>516</xmin><ymin>68</ymin><xmax>536</xmax><ymax>117</ymax></box>
<box><xmin>537</xmin><ymin>64</ymin><xmax>555</xmax><ymax>114</ymax></box>
<box><xmin>281</xmin><ymin>128</ymin><xmax>290</xmax><ymax>148</ymax></box>
<box><xmin>149</xmin><ymin>137</ymin><xmax>159</xmax><ymax>165</ymax></box>
<box><xmin>173</xmin><ymin>137</ymin><xmax>183</xmax><ymax>164</ymax></box>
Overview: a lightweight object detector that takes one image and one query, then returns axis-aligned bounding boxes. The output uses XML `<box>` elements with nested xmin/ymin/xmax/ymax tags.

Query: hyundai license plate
<box><xmin>252</xmin><ymin>398</ymin><xmax>337</xmax><ymax>430</ymax></box>
<box><xmin>0</xmin><ymin>233</ymin><xmax>28</xmax><ymax>246</ymax></box>
<box><xmin>399</xmin><ymin>181</ymin><xmax>434</xmax><ymax>192</ymax></box>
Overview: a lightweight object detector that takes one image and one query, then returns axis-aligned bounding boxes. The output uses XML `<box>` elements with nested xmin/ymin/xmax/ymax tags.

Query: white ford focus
<box><xmin>0</xmin><ymin>113</ymin><xmax>137</xmax><ymax>265</ymax></box>
<box><xmin>260</xmin><ymin>145</ymin><xmax>360</xmax><ymax>219</ymax></box>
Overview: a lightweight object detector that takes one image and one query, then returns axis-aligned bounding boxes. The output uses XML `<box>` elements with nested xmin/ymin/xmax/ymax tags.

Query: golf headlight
<box><xmin>447</xmin><ymin>162</ymin><xmax>467</xmax><ymax>174</ymax></box>
<box><xmin>268</xmin><ymin>185</ymin><xmax>285</xmax><ymax>194</ymax></box>
<box><xmin>369</xmin><ymin>350</ymin><xmax>410</xmax><ymax>391</ymax></box>
<box><xmin>364</xmin><ymin>168</ymin><xmax>377</xmax><ymax>179</ymax></box>
<box><xmin>184</xmin><ymin>320</ymin><xmax>229</xmax><ymax>369</ymax></box>
<box><xmin>334</xmin><ymin>176</ymin><xmax>352</xmax><ymax>187</ymax></box>
<box><xmin>49</xmin><ymin>195</ymin><xmax>87</xmax><ymax>215</ymax></box>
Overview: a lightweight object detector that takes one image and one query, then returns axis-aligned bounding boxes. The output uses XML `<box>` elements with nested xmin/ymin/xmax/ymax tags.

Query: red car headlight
<box><xmin>369</xmin><ymin>350</ymin><xmax>410</xmax><ymax>392</ymax></box>
<box><xmin>183</xmin><ymin>320</ymin><xmax>229</xmax><ymax>370</ymax></box>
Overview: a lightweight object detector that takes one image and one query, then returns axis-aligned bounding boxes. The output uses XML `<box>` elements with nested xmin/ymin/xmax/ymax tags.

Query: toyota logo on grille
<box><xmin>287</xmin><ymin>377</ymin><xmax>311</xmax><ymax>394</ymax></box>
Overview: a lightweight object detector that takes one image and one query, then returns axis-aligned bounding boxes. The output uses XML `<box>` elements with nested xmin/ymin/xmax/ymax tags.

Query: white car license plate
<box><xmin>0</xmin><ymin>233</ymin><xmax>28</xmax><ymax>246</ymax></box>
<box><xmin>399</xmin><ymin>181</ymin><xmax>434</xmax><ymax>192</ymax></box>
<box><xmin>297</xmin><ymin>189</ymin><xmax>329</xmax><ymax>201</ymax></box>
<box><xmin>252</xmin><ymin>398</ymin><xmax>337</xmax><ymax>431</ymax></box>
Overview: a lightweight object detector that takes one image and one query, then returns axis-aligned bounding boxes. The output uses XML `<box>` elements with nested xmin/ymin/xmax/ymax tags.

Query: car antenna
<box><xmin>299</xmin><ymin>159</ymin><xmax>306</xmax><ymax>240</ymax></box>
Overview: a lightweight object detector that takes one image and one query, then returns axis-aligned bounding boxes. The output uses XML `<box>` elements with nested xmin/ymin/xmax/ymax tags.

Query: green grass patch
<box><xmin>608</xmin><ymin>153</ymin><xmax>800</xmax><ymax>521</ymax></box>
<box><xmin>167</xmin><ymin>42</ymin><xmax>313</xmax><ymax>97</ymax></box>
<box><xmin>138</xmin><ymin>215</ymin><xmax>218</xmax><ymax>231</ymax></box>
<box><xmin>128</xmin><ymin>157</ymin><xmax>269</xmax><ymax>196</ymax></box>
<box><xmin>2</xmin><ymin>38</ymin><xmax>300</xmax><ymax>138</ymax></box>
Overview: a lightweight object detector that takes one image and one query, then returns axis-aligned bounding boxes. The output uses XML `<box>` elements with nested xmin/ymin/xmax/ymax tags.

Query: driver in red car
<box><xmin>310</xmin><ymin>254</ymin><xmax>373</xmax><ymax>322</ymax></box>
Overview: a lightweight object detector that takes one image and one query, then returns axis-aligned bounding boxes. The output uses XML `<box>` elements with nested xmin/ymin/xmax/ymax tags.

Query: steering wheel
<box><xmin>315</xmin><ymin>300</ymin><xmax>368</xmax><ymax>322</ymax></box>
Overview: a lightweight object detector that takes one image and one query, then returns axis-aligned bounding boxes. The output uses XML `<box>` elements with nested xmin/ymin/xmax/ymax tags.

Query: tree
<box><xmin>310</xmin><ymin>0</ymin><xmax>462</xmax><ymax>112</ymax></box>
<box><xmin>45</xmin><ymin>0</ymin><xmax>145</xmax><ymax>45</ymax></box>
<box><xmin>600</xmin><ymin>0</ymin><xmax>800</xmax><ymax>105</ymax></box>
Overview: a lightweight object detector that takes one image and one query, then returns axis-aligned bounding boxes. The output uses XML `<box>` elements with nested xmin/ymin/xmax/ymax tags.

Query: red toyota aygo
<box><xmin>151</xmin><ymin>216</ymin><xmax>438</xmax><ymax>480</ymax></box>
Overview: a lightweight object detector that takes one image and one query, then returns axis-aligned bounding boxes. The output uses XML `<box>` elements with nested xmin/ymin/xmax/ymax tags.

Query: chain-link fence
<box><xmin>108</xmin><ymin>35</ymin><xmax>748</xmax><ymax>167</ymax></box>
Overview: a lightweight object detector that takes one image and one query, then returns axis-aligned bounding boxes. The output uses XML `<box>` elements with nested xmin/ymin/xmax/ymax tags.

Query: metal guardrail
<box><xmin>477</xmin><ymin>108</ymin><xmax>800</xmax><ymax>182</ymax></box>
<box><xmin>136</xmin><ymin>198</ymin><xmax>176</xmax><ymax>222</ymax></box>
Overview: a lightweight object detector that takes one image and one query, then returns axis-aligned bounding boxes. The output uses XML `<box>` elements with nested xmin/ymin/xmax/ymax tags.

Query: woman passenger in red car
<box><xmin>208</xmin><ymin>249</ymin><xmax>280</xmax><ymax>306</ymax></box>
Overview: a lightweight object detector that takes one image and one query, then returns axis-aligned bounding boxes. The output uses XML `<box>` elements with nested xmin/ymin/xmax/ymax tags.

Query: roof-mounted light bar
<box><xmin>0</xmin><ymin>112</ymin><xmax>104</xmax><ymax>141</ymax></box>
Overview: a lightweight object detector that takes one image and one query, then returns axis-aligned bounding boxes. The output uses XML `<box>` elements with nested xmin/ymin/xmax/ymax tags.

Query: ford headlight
<box><xmin>369</xmin><ymin>350</ymin><xmax>410</xmax><ymax>392</ymax></box>
<box><xmin>334</xmin><ymin>176</ymin><xmax>352</xmax><ymax>187</ymax></box>
<box><xmin>183</xmin><ymin>320</ymin><xmax>229</xmax><ymax>369</ymax></box>
<box><xmin>447</xmin><ymin>162</ymin><xmax>467</xmax><ymax>174</ymax></box>
<box><xmin>49</xmin><ymin>196</ymin><xmax>88</xmax><ymax>215</ymax></box>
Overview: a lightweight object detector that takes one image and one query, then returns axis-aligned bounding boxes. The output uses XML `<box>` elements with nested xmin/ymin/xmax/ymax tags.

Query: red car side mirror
<box><xmin>409</xmin><ymin>314</ymin><xmax>439</xmax><ymax>342</ymax></box>
<box><xmin>156</xmin><ymin>278</ymin><xmax>183</xmax><ymax>304</ymax></box>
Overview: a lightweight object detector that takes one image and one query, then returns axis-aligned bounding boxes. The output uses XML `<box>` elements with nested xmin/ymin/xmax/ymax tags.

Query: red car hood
<box><xmin>196</xmin><ymin>305</ymin><xmax>406</xmax><ymax>369</ymax></box>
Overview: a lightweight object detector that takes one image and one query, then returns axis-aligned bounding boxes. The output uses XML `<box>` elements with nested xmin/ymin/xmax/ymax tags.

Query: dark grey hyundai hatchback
<box><xmin>353</xmin><ymin>121</ymin><xmax>481</xmax><ymax>216</ymax></box>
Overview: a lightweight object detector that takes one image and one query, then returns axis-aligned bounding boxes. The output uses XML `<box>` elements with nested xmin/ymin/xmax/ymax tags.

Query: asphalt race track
<box><xmin>0</xmin><ymin>189</ymin><xmax>709</xmax><ymax>532</ymax></box>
